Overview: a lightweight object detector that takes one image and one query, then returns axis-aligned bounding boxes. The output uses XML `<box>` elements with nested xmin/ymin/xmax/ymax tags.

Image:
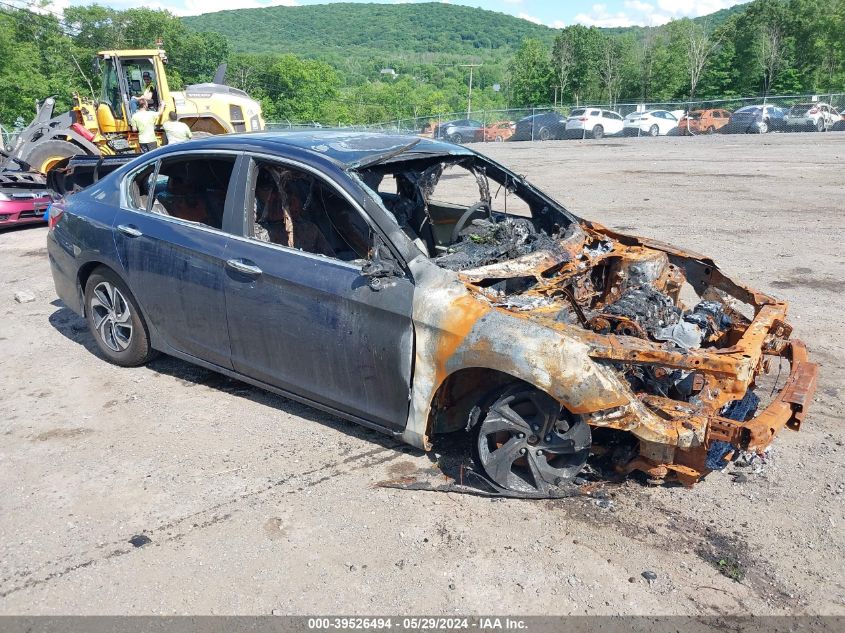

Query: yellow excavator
<box><xmin>1</xmin><ymin>47</ymin><xmax>264</xmax><ymax>177</ymax></box>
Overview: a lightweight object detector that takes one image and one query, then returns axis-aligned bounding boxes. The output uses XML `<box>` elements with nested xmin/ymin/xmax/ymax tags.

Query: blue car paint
<box><xmin>47</xmin><ymin>132</ymin><xmax>429</xmax><ymax>433</ymax></box>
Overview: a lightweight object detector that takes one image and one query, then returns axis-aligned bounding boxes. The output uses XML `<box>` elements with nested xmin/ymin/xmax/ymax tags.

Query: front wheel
<box><xmin>475</xmin><ymin>386</ymin><xmax>591</xmax><ymax>495</ymax></box>
<box><xmin>592</xmin><ymin>125</ymin><xmax>604</xmax><ymax>139</ymax></box>
<box><xmin>538</xmin><ymin>127</ymin><xmax>551</xmax><ymax>141</ymax></box>
<box><xmin>758</xmin><ymin>120</ymin><xmax>769</xmax><ymax>134</ymax></box>
<box><xmin>451</xmin><ymin>133</ymin><xmax>463</xmax><ymax>144</ymax></box>
<box><xmin>816</xmin><ymin>118</ymin><xmax>825</xmax><ymax>132</ymax></box>
<box><xmin>649</xmin><ymin>124</ymin><xmax>659</xmax><ymax>137</ymax></box>
<box><xmin>84</xmin><ymin>268</ymin><xmax>155</xmax><ymax>367</ymax></box>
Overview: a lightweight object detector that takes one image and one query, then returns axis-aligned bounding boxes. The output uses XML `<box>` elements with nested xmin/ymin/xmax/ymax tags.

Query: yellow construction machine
<box><xmin>2</xmin><ymin>47</ymin><xmax>265</xmax><ymax>175</ymax></box>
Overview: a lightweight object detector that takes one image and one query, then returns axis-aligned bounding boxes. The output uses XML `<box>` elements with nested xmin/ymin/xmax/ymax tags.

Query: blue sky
<box><xmin>38</xmin><ymin>0</ymin><xmax>750</xmax><ymax>28</ymax></box>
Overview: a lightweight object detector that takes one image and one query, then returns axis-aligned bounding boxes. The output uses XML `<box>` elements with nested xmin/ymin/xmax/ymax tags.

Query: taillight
<box><xmin>579</xmin><ymin>117</ymin><xmax>588</xmax><ymax>121</ymax></box>
<box><xmin>48</xmin><ymin>204</ymin><xmax>64</xmax><ymax>230</ymax></box>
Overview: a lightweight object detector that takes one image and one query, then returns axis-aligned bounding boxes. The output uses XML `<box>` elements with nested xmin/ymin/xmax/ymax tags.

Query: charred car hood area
<box><xmin>354</xmin><ymin>148</ymin><xmax>818</xmax><ymax>492</ymax></box>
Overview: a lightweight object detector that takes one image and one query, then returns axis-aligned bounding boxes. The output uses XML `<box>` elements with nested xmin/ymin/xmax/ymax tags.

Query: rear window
<box><xmin>789</xmin><ymin>104</ymin><xmax>814</xmax><ymax>114</ymax></box>
<box><xmin>570</xmin><ymin>108</ymin><xmax>585</xmax><ymax>117</ymax></box>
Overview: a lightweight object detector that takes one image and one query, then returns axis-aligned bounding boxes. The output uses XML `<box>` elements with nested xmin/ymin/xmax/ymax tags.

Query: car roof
<box><xmin>151</xmin><ymin>131</ymin><xmax>474</xmax><ymax>168</ymax></box>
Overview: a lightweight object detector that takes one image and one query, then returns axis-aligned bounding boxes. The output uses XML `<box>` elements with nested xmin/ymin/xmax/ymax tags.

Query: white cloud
<box><xmin>574</xmin><ymin>0</ymin><xmax>747</xmax><ymax>27</ymax></box>
<box><xmin>573</xmin><ymin>3</ymin><xmax>635</xmax><ymax>27</ymax></box>
<box><xmin>176</xmin><ymin>0</ymin><xmax>298</xmax><ymax>17</ymax></box>
<box><xmin>549</xmin><ymin>19</ymin><xmax>567</xmax><ymax>29</ymax></box>
<box><xmin>502</xmin><ymin>0</ymin><xmax>523</xmax><ymax>5</ymax></box>
<box><xmin>518</xmin><ymin>12</ymin><xmax>542</xmax><ymax>25</ymax></box>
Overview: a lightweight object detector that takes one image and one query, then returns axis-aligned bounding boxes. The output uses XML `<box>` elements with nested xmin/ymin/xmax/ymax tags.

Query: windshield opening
<box><xmin>354</xmin><ymin>154</ymin><xmax>577</xmax><ymax>272</ymax></box>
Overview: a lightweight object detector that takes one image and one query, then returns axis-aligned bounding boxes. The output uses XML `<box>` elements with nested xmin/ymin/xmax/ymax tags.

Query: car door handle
<box><xmin>117</xmin><ymin>224</ymin><xmax>142</xmax><ymax>238</ymax></box>
<box><xmin>226</xmin><ymin>258</ymin><xmax>262</xmax><ymax>277</ymax></box>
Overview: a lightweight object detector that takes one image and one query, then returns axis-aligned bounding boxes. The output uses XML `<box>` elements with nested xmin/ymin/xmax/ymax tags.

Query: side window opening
<box><xmin>249</xmin><ymin>161</ymin><xmax>371</xmax><ymax>262</ymax></box>
<box><xmin>152</xmin><ymin>156</ymin><xmax>235</xmax><ymax>229</ymax></box>
<box><xmin>127</xmin><ymin>163</ymin><xmax>157</xmax><ymax>211</ymax></box>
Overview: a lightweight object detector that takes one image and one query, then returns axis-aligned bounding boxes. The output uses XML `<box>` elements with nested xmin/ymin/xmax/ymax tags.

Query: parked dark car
<box><xmin>47</xmin><ymin>132</ymin><xmax>817</xmax><ymax>495</ymax></box>
<box><xmin>511</xmin><ymin>111</ymin><xmax>569</xmax><ymax>141</ymax></box>
<box><xmin>432</xmin><ymin>119</ymin><xmax>483</xmax><ymax>144</ymax></box>
<box><xmin>723</xmin><ymin>105</ymin><xmax>788</xmax><ymax>134</ymax></box>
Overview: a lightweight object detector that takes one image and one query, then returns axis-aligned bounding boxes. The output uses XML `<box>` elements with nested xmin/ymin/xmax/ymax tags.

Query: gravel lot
<box><xmin>1</xmin><ymin>132</ymin><xmax>843</xmax><ymax>615</ymax></box>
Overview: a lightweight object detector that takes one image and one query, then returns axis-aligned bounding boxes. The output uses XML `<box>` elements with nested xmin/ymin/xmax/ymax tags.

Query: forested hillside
<box><xmin>183</xmin><ymin>2</ymin><xmax>557</xmax><ymax>59</ymax></box>
<box><xmin>1</xmin><ymin>0</ymin><xmax>843</xmax><ymax>129</ymax></box>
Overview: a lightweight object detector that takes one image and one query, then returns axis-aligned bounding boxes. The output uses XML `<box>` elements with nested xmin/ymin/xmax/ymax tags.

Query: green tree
<box><xmin>509</xmin><ymin>39</ymin><xmax>553</xmax><ymax>107</ymax></box>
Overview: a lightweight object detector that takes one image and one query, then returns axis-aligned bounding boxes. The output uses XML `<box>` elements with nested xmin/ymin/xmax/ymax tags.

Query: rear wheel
<box><xmin>451</xmin><ymin>133</ymin><xmax>464</xmax><ymax>144</ymax></box>
<box><xmin>706</xmin><ymin>126</ymin><xmax>716</xmax><ymax>134</ymax></box>
<box><xmin>592</xmin><ymin>125</ymin><xmax>604</xmax><ymax>139</ymax></box>
<box><xmin>538</xmin><ymin>127</ymin><xmax>551</xmax><ymax>141</ymax></box>
<box><xmin>21</xmin><ymin>139</ymin><xmax>86</xmax><ymax>174</ymax></box>
<box><xmin>84</xmin><ymin>268</ymin><xmax>155</xmax><ymax>367</ymax></box>
<box><xmin>758</xmin><ymin>120</ymin><xmax>769</xmax><ymax>134</ymax></box>
<box><xmin>649</xmin><ymin>124</ymin><xmax>659</xmax><ymax>137</ymax></box>
<box><xmin>495</xmin><ymin>134</ymin><xmax>504</xmax><ymax>142</ymax></box>
<box><xmin>475</xmin><ymin>386</ymin><xmax>591</xmax><ymax>495</ymax></box>
<box><xmin>816</xmin><ymin>118</ymin><xmax>825</xmax><ymax>132</ymax></box>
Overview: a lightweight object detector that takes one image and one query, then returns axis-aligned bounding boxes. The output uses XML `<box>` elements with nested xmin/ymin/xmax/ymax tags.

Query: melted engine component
<box><xmin>599</xmin><ymin>285</ymin><xmax>680</xmax><ymax>338</ymax></box>
<box><xmin>656</xmin><ymin>300</ymin><xmax>731</xmax><ymax>349</ymax></box>
<box><xmin>435</xmin><ymin>217</ymin><xmax>566</xmax><ymax>272</ymax></box>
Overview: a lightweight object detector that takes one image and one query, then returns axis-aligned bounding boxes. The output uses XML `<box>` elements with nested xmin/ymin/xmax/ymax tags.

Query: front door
<box><xmin>223</xmin><ymin>157</ymin><xmax>414</xmax><ymax>431</ymax></box>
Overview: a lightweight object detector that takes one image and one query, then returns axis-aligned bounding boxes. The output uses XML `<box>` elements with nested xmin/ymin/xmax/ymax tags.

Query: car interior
<box><xmin>128</xmin><ymin>157</ymin><xmax>235</xmax><ymax>230</ymax></box>
<box><xmin>358</xmin><ymin>157</ymin><xmax>537</xmax><ymax>259</ymax></box>
<box><xmin>249</xmin><ymin>162</ymin><xmax>371</xmax><ymax>262</ymax></box>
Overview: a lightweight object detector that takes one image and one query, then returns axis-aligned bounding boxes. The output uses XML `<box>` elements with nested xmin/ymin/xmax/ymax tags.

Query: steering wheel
<box><xmin>451</xmin><ymin>201</ymin><xmax>491</xmax><ymax>243</ymax></box>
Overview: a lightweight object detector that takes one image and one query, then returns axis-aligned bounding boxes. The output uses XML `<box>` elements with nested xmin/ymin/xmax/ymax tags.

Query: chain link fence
<box><xmin>265</xmin><ymin>92</ymin><xmax>845</xmax><ymax>142</ymax></box>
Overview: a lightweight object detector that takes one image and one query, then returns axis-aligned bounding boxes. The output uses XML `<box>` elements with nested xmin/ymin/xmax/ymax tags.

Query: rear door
<box><xmin>113</xmin><ymin>151</ymin><xmax>242</xmax><ymax>368</ymax></box>
<box><xmin>222</xmin><ymin>155</ymin><xmax>414</xmax><ymax>431</ymax></box>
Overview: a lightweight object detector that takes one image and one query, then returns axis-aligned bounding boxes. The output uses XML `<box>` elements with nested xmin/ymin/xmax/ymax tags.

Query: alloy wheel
<box><xmin>476</xmin><ymin>388</ymin><xmax>591</xmax><ymax>495</ymax></box>
<box><xmin>90</xmin><ymin>281</ymin><xmax>134</xmax><ymax>352</ymax></box>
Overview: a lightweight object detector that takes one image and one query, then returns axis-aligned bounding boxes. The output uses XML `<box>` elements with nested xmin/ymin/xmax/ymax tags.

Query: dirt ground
<box><xmin>1</xmin><ymin>132</ymin><xmax>843</xmax><ymax>615</ymax></box>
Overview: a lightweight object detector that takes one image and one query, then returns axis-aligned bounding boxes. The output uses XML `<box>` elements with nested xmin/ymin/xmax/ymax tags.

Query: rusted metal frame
<box><xmin>705</xmin><ymin>340</ymin><xmax>818</xmax><ymax>450</ymax></box>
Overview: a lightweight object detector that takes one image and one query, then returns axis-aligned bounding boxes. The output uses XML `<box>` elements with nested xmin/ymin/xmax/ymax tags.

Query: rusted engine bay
<box><xmin>446</xmin><ymin>218</ymin><xmax>818</xmax><ymax>486</ymax></box>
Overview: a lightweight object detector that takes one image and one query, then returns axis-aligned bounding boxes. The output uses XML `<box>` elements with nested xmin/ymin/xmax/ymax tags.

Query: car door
<box><xmin>661</xmin><ymin>112</ymin><xmax>678</xmax><ymax>135</ymax></box>
<box><xmin>222</xmin><ymin>155</ymin><xmax>414</xmax><ymax>431</ymax></box>
<box><xmin>112</xmin><ymin>151</ymin><xmax>242</xmax><ymax>369</ymax></box>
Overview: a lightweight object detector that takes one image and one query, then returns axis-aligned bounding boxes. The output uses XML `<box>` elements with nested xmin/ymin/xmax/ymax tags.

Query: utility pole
<box><xmin>459</xmin><ymin>63</ymin><xmax>482</xmax><ymax>118</ymax></box>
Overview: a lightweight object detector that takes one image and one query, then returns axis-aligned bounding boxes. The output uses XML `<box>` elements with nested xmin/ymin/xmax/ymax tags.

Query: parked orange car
<box><xmin>482</xmin><ymin>120</ymin><xmax>515</xmax><ymax>142</ymax></box>
<box><xmin>678</xmin><ymin>109</ymin><xmax>732</xmax><ymax>135</ymax></box>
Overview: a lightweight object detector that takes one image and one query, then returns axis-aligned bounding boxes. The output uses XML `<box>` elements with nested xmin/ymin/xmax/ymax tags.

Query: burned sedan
<box><xmin>47</xmin><ymin>132</ymin><xmax>818</xmax><ymax>496</ymax></box>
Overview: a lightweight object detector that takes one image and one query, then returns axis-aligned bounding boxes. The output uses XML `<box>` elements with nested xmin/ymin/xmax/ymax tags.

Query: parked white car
<box><xmin>784</xmin><ymin>102</ymin><xmax>841</xmax><ymax>131</ymax></box>
<box><xmin>623</xmin><ymin>110</ymin><xmax>680</xmax><ymax>136</ymax></box>
<box><xmin>564</xmin><ymin>108</ymin><xmax>625</xmax><ymax>139</ymax></box>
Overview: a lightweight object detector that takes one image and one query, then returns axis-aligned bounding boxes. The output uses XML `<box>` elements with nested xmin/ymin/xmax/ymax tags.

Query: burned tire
<box><xmin>21</xmin><ymin>139</ymin><xmax>86</xmax><ymax>175</ymax></box>
<box><xmin>84</xmin><ymin>268</ymin><xmax>156</xmax><ymax>367</ymax></box>
<box><xmin>475</xmin><ymin>386</ymin><xmax>591</xmax><ymax>495</ymax></box>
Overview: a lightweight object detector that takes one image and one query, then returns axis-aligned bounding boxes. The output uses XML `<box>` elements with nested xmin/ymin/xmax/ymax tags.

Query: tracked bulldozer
<box><xmin>0</xmin><ymin>47</ymin><xmax>264</xmax><ymax>196</ymax></box>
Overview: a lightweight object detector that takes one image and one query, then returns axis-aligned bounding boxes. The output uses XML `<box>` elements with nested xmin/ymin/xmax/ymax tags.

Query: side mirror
<box><xmin>361</xmin><ymin>236</ymin><xmax>403</xmax><ymax>291</ymax></box>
